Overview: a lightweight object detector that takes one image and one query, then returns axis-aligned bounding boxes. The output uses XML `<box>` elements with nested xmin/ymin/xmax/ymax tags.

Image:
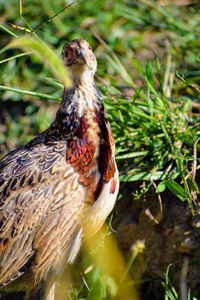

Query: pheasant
<box><xmin>0</xmin><ymin>39</ymin><xmax>119</xmax><ymax>300</ymax></box>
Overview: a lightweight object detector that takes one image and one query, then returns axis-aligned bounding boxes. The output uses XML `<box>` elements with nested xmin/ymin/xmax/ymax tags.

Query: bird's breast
<box><xmin>65</xmin><ymin>107</ymin><xmax>118</xmax><ymax>204</ymax></box>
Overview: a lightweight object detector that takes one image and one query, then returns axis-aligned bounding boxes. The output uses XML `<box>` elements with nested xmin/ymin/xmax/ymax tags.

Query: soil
<box><xmin>112</xmin><ymin>181</ymin><xmax>200</xmax><ymax>300</ymax></box>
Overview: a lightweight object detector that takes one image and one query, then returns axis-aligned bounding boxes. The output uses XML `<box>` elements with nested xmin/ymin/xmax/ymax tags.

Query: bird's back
<box><xmin>0</xmin><ymin>137</ymin><xmax>86</xmax><ymax>292</ymax></box>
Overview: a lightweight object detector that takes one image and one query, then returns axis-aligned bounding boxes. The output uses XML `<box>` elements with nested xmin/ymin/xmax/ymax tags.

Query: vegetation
<box><xmin>0</xmin><ymin>0</ymin><xmax>200</xmax><ymax>299</ymax></box>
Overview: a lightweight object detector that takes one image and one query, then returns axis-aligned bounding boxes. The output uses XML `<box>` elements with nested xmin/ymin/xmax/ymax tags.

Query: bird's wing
<box><xmin>0</xmin><ymin>141</ymin><xmax>86</xmax><ymax>287</ymax></box>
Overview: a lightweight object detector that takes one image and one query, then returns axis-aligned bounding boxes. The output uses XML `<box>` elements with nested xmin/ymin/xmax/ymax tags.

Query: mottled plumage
<box><xmin>0</xmin><ymin>39</ymin><xmax>119</xmax><ymax>300</ymax></box>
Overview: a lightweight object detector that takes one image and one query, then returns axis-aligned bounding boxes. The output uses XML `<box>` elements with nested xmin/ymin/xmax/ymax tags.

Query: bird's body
<box><xmin>0</xmin><ymin>39</ymin><xmax>119</xmax><ymax>299</ymax></box>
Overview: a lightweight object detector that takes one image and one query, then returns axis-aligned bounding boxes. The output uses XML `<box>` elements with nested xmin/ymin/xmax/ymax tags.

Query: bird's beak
<box><xmin>78</xmin><ymin>49</ymin><xmax>87</xmax><ymax>65</ymax></box>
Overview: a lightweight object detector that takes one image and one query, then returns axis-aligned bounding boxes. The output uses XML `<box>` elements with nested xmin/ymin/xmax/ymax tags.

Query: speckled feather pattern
<box><xmin>0</xmin><ymin>39</ymin><xmax>119</xmax><ymax>300</ymax></box>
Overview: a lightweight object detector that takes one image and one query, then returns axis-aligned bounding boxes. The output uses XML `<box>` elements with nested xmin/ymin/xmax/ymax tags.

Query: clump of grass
<box><xmin>100</xmin><ymin>54</ymin><xmax>200</xmax><ymax>210</ymax></box>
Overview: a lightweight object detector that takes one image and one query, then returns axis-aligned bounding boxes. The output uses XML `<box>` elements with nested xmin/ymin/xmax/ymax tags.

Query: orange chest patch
<box><xmin>66</xmin><ymin>116</ymin><xmax>96</xmax><ymax>187</ymax></box>
<box><xmin>66</xmin><ymin>110</ymin><xmax>116</xmax><ymax>199</ymax></box>
<box><xmin>66</xmin><ymin>136</ymin><xmax>95</xmax><ymax>174</ymax></box>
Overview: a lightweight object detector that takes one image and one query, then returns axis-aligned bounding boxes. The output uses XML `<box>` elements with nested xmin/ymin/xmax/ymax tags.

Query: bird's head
<box><xmin>62</xmin><ymin>39</ymin><xmax>97</xmax><ymax>83</ymax></box>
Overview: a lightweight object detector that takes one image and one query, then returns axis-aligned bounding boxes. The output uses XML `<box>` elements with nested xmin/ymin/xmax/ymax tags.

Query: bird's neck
<box><xmin>48</xmin><ymin>76</ymin><xmax>103</xmax><ymax>140</ymax></box>
<box><xmin>59</xmin><ymin>77</ymin><xmax>102</xmax><ymax>119</ymax></box>
<box><xmin>70</xmin><ymin>66</ymin><xmax>95</xmax><ymax>85</ymax></box>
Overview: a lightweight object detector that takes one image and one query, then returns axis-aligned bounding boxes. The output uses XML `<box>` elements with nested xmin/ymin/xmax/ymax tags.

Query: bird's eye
<box><xmin>88</xmin><ymin>46</ymin><xmax>91</xmax><ymax>50</ymax></box>
<box><xmin>62</xmin><ymin>45</ymin><xmax>76</xmax><ymax>65</ymax></box>
<box><xmin>64</xmin><ymin>51</ymin><xmax>69</xmax><ymax>58</ymax></box>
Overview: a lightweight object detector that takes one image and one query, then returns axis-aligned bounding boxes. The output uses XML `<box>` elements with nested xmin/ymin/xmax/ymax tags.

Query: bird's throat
<box><xmin>61</xmin><ymin>80</ymin><xmax>102</xmax><ymax>119</ymax></box>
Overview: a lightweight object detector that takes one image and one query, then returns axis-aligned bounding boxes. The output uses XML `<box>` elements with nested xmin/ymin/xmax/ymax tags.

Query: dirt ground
<box><xmin>113</xmin><ymin>181</ymin><xmax>200</xmax><ymax>299</ymax></box>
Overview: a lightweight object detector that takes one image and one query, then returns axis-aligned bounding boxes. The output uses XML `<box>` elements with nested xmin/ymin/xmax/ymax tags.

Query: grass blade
<box><xmin>9</xmin><ymin>36</ymin><xmax>71</xmax><ymax>87</ymax></box>
<box><xmin>0</xmin><ymin>85</ymin><xmax>61</xmax><ymax>101</ymax></box>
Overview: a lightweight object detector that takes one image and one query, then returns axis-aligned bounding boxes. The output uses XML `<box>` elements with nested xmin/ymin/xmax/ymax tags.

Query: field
<box><xmin>0</xmin><ymin>0</ymin><xmax>200</xmax><ymax>299</ymax></box>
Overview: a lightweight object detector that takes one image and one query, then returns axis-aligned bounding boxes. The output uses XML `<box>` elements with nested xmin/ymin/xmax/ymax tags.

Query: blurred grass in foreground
<box><xmin>54</xmin><ymin>225</ymin><xmax>142</xmax><ymax>300</ymax></box>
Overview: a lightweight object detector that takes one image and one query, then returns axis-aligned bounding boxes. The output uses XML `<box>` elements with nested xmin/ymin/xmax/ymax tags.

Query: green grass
<box><xmin>162</xmin><ymin>264</ymin><xmax>198</xmax><ymax>300</ymax></box>
<box><xmin>0</xmin><ymin>0</ymin><xmax>200</xmax><ymax>299</ymax></box>
<box><xmin>105</xmin><ymin>56</ymin><xmax>200</xmax><ymax>208</ymax></box>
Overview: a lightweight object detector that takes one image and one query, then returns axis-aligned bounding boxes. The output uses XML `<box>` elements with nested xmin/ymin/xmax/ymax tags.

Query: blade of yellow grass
<box><xmin>84</xmin><ymin>224</ymin><xmax>139</xmax><ymax>300</ymax></box>
<box><xmin>9</xmin><ymin>36</ymin><xmax>71</xmax><ymax>88</ymax></box>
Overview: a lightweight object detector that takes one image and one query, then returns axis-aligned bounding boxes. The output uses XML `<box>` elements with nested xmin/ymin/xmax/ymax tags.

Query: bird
<box><xmin>0</xmin><ymin>39</ymin><xmax>119</xmax><ymax>300</ymax></box>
